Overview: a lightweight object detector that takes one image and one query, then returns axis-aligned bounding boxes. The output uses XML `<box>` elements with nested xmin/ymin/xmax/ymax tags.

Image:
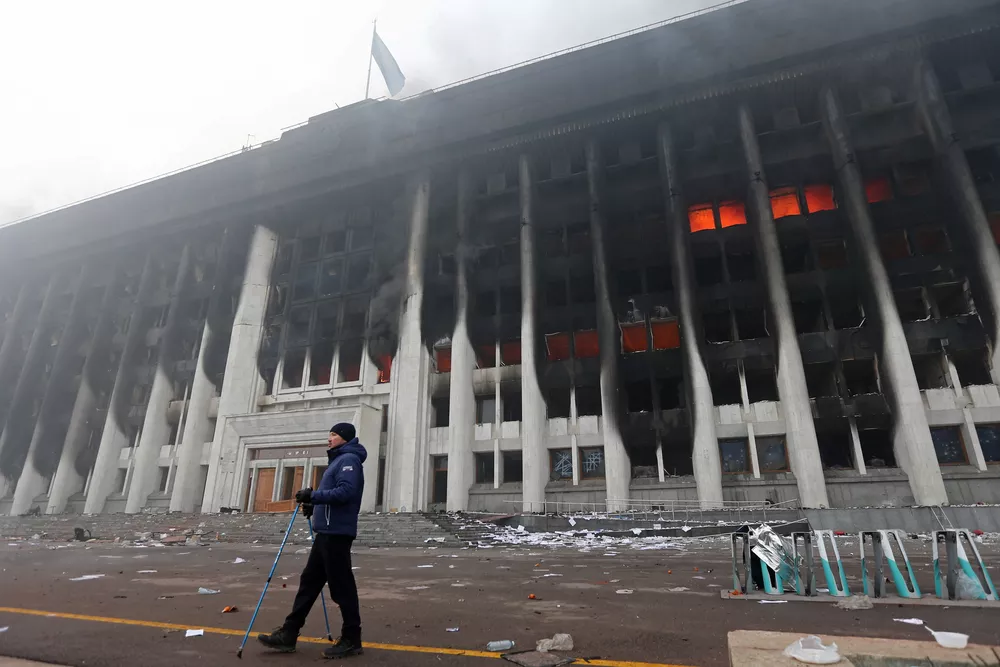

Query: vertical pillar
<box><xmin>0</xmin><ymin>274</ymin><xmax>61</xmax><ymax>500</ymax></box>
<box><xmin>656</xmin><ymin>123</ymin><xmax>724</xmax><ymax>509</ymax></box>
<box><xmin>0</xmin><ymin>284</ymin><xmax>31</xmax><ymax>428</ymax></box>
<box><xmin>84</xmin><ymin>256</ymin><xmax>156</xmax><ymax>514</ymax></box>
<box><xmin>126</xmin><ymin>246</ymin><xmax>191</xmax><ymax>513</ymax></box>
<box><xmin>47</xmin><ymin>271</ymin><xmax>122</xmax><ymax>514</ymax></box>
<box><xmin>585</xmin><ymin>139</ymin><xmax>631</xmax><ymax>510</ymax></box>
<box><xmin>914</xmin><ymin>59</ymin><xmax>1000</xmax><ymax>382</ymax></box>
<box><xmin>202</xmin><ymin>225</ymin><xmax>277</xmax><ymax>512</ymax></box>
<box><xmin>820</xmin><ymin>86</ymin><xmax>948</xmax><ymax>506</ymax></box>
<box><xmin>446</xmin><ymin>173</ymin><xmax>476</xmax><ymax>512</ymax></box>
<box><xmin>737</xmin><ymin>106</ymin><xmax>829</xmax><ymax>508</ymax></box>
<box><xmin>385</xmin><ymin>172</ymin><xmax>433</xmax><ymax>512</ymax></box>
<box><xmin>10</xmin><ymin>265</ymin><xmax>97</xmax><ymax>515</ymax></box>
<box><xmin>518</xmin><ymin>154</ymin><xmax>548</xmax><ymax>513</ymax></box>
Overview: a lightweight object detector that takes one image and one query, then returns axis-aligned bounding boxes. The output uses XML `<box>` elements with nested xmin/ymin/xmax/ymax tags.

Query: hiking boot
<box><xmin>257</xmin><ymin>626</ymin><xmax>298</xmax><ymax>652</ymax></box>
<box><xmin>323</xmin><ymin>637</ymin><xmax>363</xmax><ymax>659</ymax></box>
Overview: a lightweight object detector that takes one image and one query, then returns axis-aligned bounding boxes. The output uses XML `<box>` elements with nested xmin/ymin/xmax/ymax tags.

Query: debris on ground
<box><xmin>232</xmin><ymin>557</ymin><xmax>246</xmax><ymax>564</ymax></box>
<box><xmin>446</xmin><ymin>627</ymin><xmax>460</xmax><ymax>632</ymax></box>
<box><xmin>406</xmin><ymin>586</ymin><xmax>429</xmax><ymax>591</ymax></box>
<box><xmin>197</xmin><ymin>587</ymin><xmax>220</xmax><ymax>595</ymax></box>
<box><xmin>69</xmin><ymin>574</ymin><xmax>105</xmax><ymax>581</ymax></box>
<box><xmin>615</xmin><ymin>589</ymin><xmax>634</xmax><ymax>595</ymax></box>
<box><xmin>184</xmin><ymin>629</ymin><xmax>205</xmax><ymax>638</ymax></box>
<box><xmin>222</xmin><ymin>606</ymin><xmax>238</xmax><ymax>613</ymax></box>
<box><xmin>925</xmin><ymin>627</ymin><xmax>969</xmax><ymax>649</ymax></box>
<box><xmin>783</xmin><ymin>635</ymin><xmax>840</xmax><ymax>664</ymax></box>
<box><xmin>137</xmin><ymin>570</ymin><xmax>157</xmax><ymax>574</ymax></box>
<box><xmin>893</xmin><ymin>618</ymin><xmax>923</xmax><ymax>625</ymax></box>
<box><xmin>157</xmin><ymin>596</ymin><xmax>173</xmax><ymax>600</ymax></box>
<box><xmin>836</xmin><ymin>595</ymin><xmax>873</xmax><ymax>611</ymax></box>
<box><xmin>759</xmin><ymin>600</ymin><xmax>787</xmax><ymax>604</ymax></box>
<box><xmin>668</xmin><ymin>587</ymin><xmax>689</xmax><ymax>592</ymax></box>
<box><xmin>486</xmin><ymin>640</ymin><xmax>515</xmax><ymax>652</ymax></box>
<box><xmin>0</xmin><ymin>627</ymin><xmax>8</xmax><ymax>633</ymax></box>
<box><xmin>501</xmin><ymin>651</ymin><xmax>574</xmax><ymax>667</ymax></box>
<box><xmin>536</xmin><ymin>633</ymin><xmax>573</xmax><ymax>652</ymax></box>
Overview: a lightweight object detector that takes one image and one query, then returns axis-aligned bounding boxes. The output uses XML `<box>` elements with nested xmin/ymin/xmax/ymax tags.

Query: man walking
<box><xmin>258</xmin><ymin>422</ymin><xmax>367</xmax><ymax>659</ymax></box>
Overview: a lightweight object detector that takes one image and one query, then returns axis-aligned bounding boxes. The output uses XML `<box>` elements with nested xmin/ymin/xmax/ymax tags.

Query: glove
<box><xmin>295</xmin><ymin>487</ymin><xmax>313</xmax><ymax>504</ymax></box>
<box><xmin>301</xmin><ymin>503</ymin><xmax>314</xmax><ymax>518</ymax></box>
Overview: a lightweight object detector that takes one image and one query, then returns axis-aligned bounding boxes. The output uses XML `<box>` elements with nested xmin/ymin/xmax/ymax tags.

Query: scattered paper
<box><xmin>0</xmin><ymin>627</ymin><xmax>8</xmax><ymax>633</ymax></box>
<box><xmin>681</xmin><ymin>526</ymin><xmax>692</xmax><ymax>533</ymax></box>
<box><xmin>759</xmin><ymin>600</ymin><xmax>787</xmax><ymax>604</ymax></box>
<box><xmin>446</xmin><ymin>627</ymin><xmax>460</xmax><ymax>632</ymax></box>
<box><xmin>406</xmin><ymin>586</ymin><xmax>430</xmax><ymax>591</ymax></box>
<box><xmin>693</xmin><ymin>576</ymin><xmax>706</xmax><ymax>580</ymax></box>
<box><xmin>233</xmin><ymin>557</ymin><xmax>246</xmax><ymax>564</ymax></box>
<box><xmin>185</xmin><ymin>629</ymin><xmax>204</xmax><ymax>638</ymax></box>
<box><xmin>568</xmin><ymin>518</ymin><xmax>577</xmax><ymax>527</ymax></box>
<box><xmin>669</xmin><ymin>587</ymin><xmax>690</xmax><ymax>592</ymax></box>
<box><xmin>198</xmin><ymin>587</ymin><xmax>220</xmax><ymax>595</ymax></box>
<box><xmin>417</xmin><ymin>565</ymin><xmax>434</xmax><ymax>568</ymax></box>
<box><xmin>517</xmin><ymin>526</ymin><xmax>525</xmax><ymax>533</ymax></box>
<box><xmin>137</xmin><ymin>570</ymin><xmax>157</xmax><ymax>574</ymax></box>
<box><xmin>536</xmin><ymin>633</ymin><xmax>574</xmax><ymax>653</ymax></box>
<box><xmin>631</xmin><ymin>529</ymin><xmax>642</xmax><ymax>536</ymax></box>
<box><xmin>653</xmin><ymin>523</ymin><xmax>662</xmax><ymax>530</ymax></box>
<box><xmin>893</xmin><ymin>618</ymin><xmax>924</xmax><ymax>625</ymax></box>
<box><xmin>69</xmin><ymin>574</ymin><xmax>105</xmax><ymax>581</ymax></box>
<box><xmin>425</xmin><ymin>537</ymin><xmax>446</xmax><ymax>544</ymax></box>
<box><xmin>542</xmin><ymin>574</ymin><xmax>562</xmax><ymax>577</ymax></box>
<box><xmin>616</xmin><ymin>589</ymin><xmax>634</xmax><ymax>595</ymax></box>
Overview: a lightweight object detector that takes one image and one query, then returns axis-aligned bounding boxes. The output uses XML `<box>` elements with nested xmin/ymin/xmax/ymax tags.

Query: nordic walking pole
<box><xmin>307</xmin><ymin>515</ymin><xmax>333</xmax><ymax>641</ymax></box>
<box><xmin>237</xmin><ymin>504</ymin><xmax>300</xmax><ymax>658</ymax></box>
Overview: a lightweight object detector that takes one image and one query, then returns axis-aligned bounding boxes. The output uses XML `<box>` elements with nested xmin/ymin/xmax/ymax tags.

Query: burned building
<box><xmin>2</xmin><ymin>0</ymin><xmax>1000</xmax><ymax>516</ymax></box>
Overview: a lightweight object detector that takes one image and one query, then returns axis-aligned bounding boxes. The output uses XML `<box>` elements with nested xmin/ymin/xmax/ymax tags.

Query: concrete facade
<box><xmin>2</xmin><ymin>0</ymin><xmax>1000</xmax><ymax>516</ymax></box>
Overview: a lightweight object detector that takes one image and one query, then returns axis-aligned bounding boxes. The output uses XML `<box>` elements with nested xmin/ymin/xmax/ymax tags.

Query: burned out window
<box><xmin>720</xmin><ymin>439</ymin><xmax>750</xmax><ymax>473</ymax></box>
<box><xmin>843</xmin><ymin>359</ymin><xmax>879</xmax><ymax>396</ymax></box>
<box><xmin>726</xmin><ymin>249</ymin><xmax>755</xmax><ymax>282</ymax></box>
<box><xmin>499</xmin><ymin>286</ymin><xmax>521</xmax><ymax>314</ymax></box>
<box><xmin>703</xmin><ymin>311</ymin><xmax>733</xmax><ymax>343</ymax></box>
<box><xmin>549</xmin><ymin>449</ymin><xmax>573</xmax><ymax>481</ymax></box>
<box><xmin>626</xmin><ymin>381</ymin><xmax>653</xmax><ymax>413</ymax></box>
<box><xmin>502</xmin><ymin>451</ymin><xmax>522</xmax><ymax>483</ymax></box>
<box><xmin>287</xmin><ymin>306</ymin><xmax>312</xmax><ymax>346</ymax></box>
<box><xmin>645</xmin><ymin>265</ymin><xmax>672</xmax><ymax>293</ymax></box>
<box><xmin>570</xmin><ymin>273</ymin><xmax>596</xmax><ymax>304</ymax></box>
<box><xmin>952</xmin><ymin>349</ymin><xmax>992</xmax><ymax>386</ymax></box>
<box><xmin>320</xmin><ymin>259</ymin><xmax>343</xmax><ymax>296</ymax></box>
<box><xmin>911</xmin><ymin>227</ymin><xmax>950</xmax><ymax>256</ymax></box>
<box><xmin>501</xmin><ymin>384</ymin><xmax>521</xmax><ymax>422</ymax></box>
<box><xmin>912</xmin><ymin>354</ymin><xmax>949</xmax><ymax>390</ymax></box>
<box><xmin>476</xmin><ymin>395</ymin><xmax>496</xmax><ymax>424</ymax></box>
<box><xmin>793</xmin><ymin>299</ymin><xmax>826</xmax><ymax>334</ymax></box>
<box><xmin>658</xmin><ymin>378</ymin><xmax>682</xmax><ymax>410</ymax></box>
<box><xmin>293</xmin><ymin>263</ymin><xmax>318</xmax><ymax>301</ymax></box>
<box><xmin>818</xmin><ymin>428</ymin><xmax>853</xmax><ymax>469</ymax></box>
<box><xmin>815</xmin><ymin>239</ymin><xmax>848</xmax><ymax>270</ymax></box>
<box><xmin>711</xmin><ymin>368</ymin><xmax>742</xmax><ymax>406</ymax></box>
<box><xmin>324</xmin><ymin>229</ymin><xmax>347</xmax><ymax>255</ymax></box>
<box><xmin>475</xmin><ymin>453</ymin><xmax>494</xmax><ymax>484</ymax></box>
<box><xmin>895</xmin><ymin>288</ymin><xmax>928</xmax><ymax>322</ymax></box>
<box><xmin>316</xmin><ymin>301</ymin><xmax>339</xmax><ymax>339</ymax></box>
<box><xmin>756</xmin><ymin>437</ymin><xmax>789</xmax><ymax>472</ymax></box>
<box><xmin>617</xmin><ymin>269</ymin><xmax>642</xmax><ymax>297</ymax></box>
<box><xmin>745</xmin><ymin>367</ymin><xmax>778</xmax><ymax>402</ymax></box>
<box><xmin>694</xmin><ymin>253</ymin><xmax>723</xmax><ymax>286</ymax></box>
<box><xmin>431</xmin><ymin>397</ymin><xmax>450</xmax><ymax>428</ymax></box>
<box><xmin>805</xmin><ymin>362</ymin><xmax>838</xmax><ymax>398</ymax></box>
<box><xmin>546</xmin><ymin>388</ymin><xmax>571</xmax><ymax>418</ymax></box>
<box><xmin>476</xmin><ymin>290</ymin><xmax>497</xmax><ymax>317</ymax></box>
<box><xmin>931</xmin><ymin>427</ymin><xmax>967</xmax><ymax>465</ymax></box>
<box><xmin>308</xmin><ymin>341</ymin><xmax>334</xmax><ymax>386</ymax></box>
<box><xmin>545</xmin><ymin>280</ymin><xmax>567</xmax><ymax>307</ymax></box>
<box><xmin>879</xmin><ymin>231</ymin><xmax>911</xmax><ymax>262</ymax></box>
<box><xmin>781</xmin><ymin>242</ymin><xmax>812</xmax><ymax>274</ymax></box>
<box><xmin>345</xmin><ymin>254</ymin><xmax>371</xmax><ymax>291</ymax></box>
<box><xmin>575</xmin><ymin>385</ymin><xmax>602</xmax><ymax>416</ymax></box>
<box><xmin>931</xmin><ymin>283</ymin><xmax>971</xmax><ymax>318</ymax></box>
<box><xmin>829</xmin><ymin>296</ymin><xmax>864</xmax><ymax>329</ymax></box>
<box><xmin>735</xmin><ymin>308</ymin><xmax>767</xmax><ymax>340</ymax></box>
<box><xmin>281</xmin><ymin>348</ymin><xmax>305</xmax><ymax>389</ymax></box>
<box><xmin>336</xmin><ymin>339</ymin><xmax>363</xmax><ymax>383</ymax></box>
<box><xmin>859</xmin><ymin>429</ymin><xmax>895</xmax><ymax>467</ymax></box>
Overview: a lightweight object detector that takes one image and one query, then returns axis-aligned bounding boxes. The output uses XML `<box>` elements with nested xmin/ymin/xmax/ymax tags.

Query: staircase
<box><xmin>425</xmin><ymin>513</ymin><xmax>506</xmax><ymax>546</ymax></box>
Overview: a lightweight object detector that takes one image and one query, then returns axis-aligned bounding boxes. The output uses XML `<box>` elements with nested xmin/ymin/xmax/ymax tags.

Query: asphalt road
<box><xmin>1</xmin><ymin>535</ymin><xmax>998</xmax><ymax>667</ymax></box>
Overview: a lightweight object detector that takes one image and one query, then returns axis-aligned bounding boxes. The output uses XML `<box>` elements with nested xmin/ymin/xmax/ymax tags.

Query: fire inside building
<box><xmin>2</xmin><ymin>0</ymin><xmax>1000</xmax><ymax>517</ymax></box>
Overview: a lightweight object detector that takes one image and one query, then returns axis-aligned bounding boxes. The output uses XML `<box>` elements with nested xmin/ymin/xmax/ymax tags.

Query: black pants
<box><xmin>284</xmin><ymin>533</ymin><xmax>361</xmax><ymax>641</ymax></box>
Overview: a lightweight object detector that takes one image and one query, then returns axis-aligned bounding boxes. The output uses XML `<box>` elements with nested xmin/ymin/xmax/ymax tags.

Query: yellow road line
<box><xmin>0</xmin><ymin>606</ymin><xmax>692</xmax><ymax>667</ymax></box>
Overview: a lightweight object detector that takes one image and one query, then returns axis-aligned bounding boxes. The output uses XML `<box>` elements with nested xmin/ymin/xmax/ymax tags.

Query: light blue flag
<box><xmin>372</xmin><ymin>31</ymin><xmax>405</xmax><ymax>96</ymax></box>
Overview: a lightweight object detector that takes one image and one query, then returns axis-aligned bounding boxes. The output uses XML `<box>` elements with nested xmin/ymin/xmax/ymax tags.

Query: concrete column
<box><xmin>446</xmin><ymin>173</ymin><xmax>476</xmax><ymax>512</ymax></box>
<box><xmin>10</xmin><ymin>265</ymin><xmax>98</xmax><ymax>515</ymax></box>
<box><xmin>385</xmin><ymin>173</ymin><xmax>433</xmax><ymax>513</ymax></box>
<box><xmin>0</xmin><ymin>284</ymin><xmax>31</xmax><ymax>429</ymax></box>
<box><xmin>84</xmin><ymin>256</ymin><xmax>157</xmax><ymax>514</ymax></box>
<box><xmin>202</xmin><ymin>225</ymin><xmax>277</xmax><ymax>512</ymax></box>
<box><xmin>820</xmin><ymin>86</ymin><xmax>948</xmax><ymax>506</ymax></box>
<box><xmin>518</xmin><ymin>154</ymin><xmax>548</xmax><ymax>513</ymax></box>
<box><xmin>914</xmin><ymin>60</ymin><xmax>1000</xmax><ymax>382</ymax></box>
<box><xmin>126</xmin><ymin>245</ymin><xmax>191</xmax><ymax>513</ymax></box>
<box><xmin>47</xmin><ymin>271</ymin><xmax>123</xmax><ymax>514</ymax></box>
<box><xmin>737</xmin><ymin>106</ymin><xmax>829</xmax><ymax>508</ymax></box>
<box><xmin>585</xmin><ymin>139</ymin><xmax>631</xmax><ymax>510</ymax></box>
<box><xmin>0</xmin><ymin>274</ymin><xmax>61</xmax><ymax>500</ymax></box>
<box><xmin>656</xmin><ymin>122</ymin><xmax>724</xmax><ymax>509</ymax></box>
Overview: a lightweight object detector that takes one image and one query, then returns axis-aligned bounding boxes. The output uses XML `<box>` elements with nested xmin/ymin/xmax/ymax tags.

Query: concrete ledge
<box><xmin>720</xmin><ymin>590</ymin><xmax>1000</xmax><ymax>609</ymax></box>
<box><xmin>728</xmin><ymin>630</ymin><xmax>1000</xmax><ymax>666</ymax></box>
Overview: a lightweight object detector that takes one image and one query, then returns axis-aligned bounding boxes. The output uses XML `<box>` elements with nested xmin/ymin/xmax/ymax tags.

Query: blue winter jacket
<box><xmin>310</xmin><ymin>438</ymin><xmax>367</xmax><ymax>537</ymax></box>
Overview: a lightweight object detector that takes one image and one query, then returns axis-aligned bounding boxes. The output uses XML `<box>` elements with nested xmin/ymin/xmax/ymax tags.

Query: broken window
<box><xmin>865</xmin><ymin>177</ymin><xmax>893</xmax><ymax>204</ymax></box>
<box><xmin>658</xmin><ymin>378</ymin><xmax>682</xmax><ymax>410</ymax></box>
<box><xmin>694</xmin><ymin>253</ymin><xmax>723</xmax><ymax>286</ymax></box>
<box><xmin>573</xmin><ymin>330</ymin><xmax>600</xmax><ymax>358</ymax></box>
<box><xmin>475</xmin><ymin>395</ymin><xmax>496</xmax><ymax>424</ymax></box>
<box><xmin>336</xmin><ymin>340</ymin><xmax>363</xmax><ymax>383</ymax></box>
<box><xmin>931</xmin><ymin>426</ymin><xmax>967</xmax><ymax>465</ymax></box>
<box><xmin>434</xmin><ymin>347</ymin><xmax>452</xmax><ymax>373</ymax></box>
<box><xmin>626</xmin><ymin>381</ymin><xmax>653</xmax><ymax>413</ymax></box>
<box><xmin>720</xmin><ymin>438</ymin><xmax>750</xmax><ymax>473</ymax></box>
<box><xmin>975</xmin><ymin>424</ymin><xmax>1000</xmax><ymax>463</ymax></box>
<box><xmin>293</xmin><ymin>263</ymin><xmax>318</xmax><ymax>301</ymax></box>
<box><xmin>829</xmin><ymin>296</ymin><xmax>864</xmax><ymax>329</ymax></box>
<box><xmin>567</xmin><ymin>224</ymin><xmax>590</xmax><ymax>255</ymax></box>
<box><xmin>688</xmin><ymin>203</ymin><xmax>716</xmax><ymax>233</ymax></box>
<box><xmin>735</xmin><ymin>308</ymin><xmax>767</xmax><ymax>340</ymax></box>
<box><xmin>757</xmin><ymin>437</ymin><xmax>789</xmax><ymax>472</ymax></box>
<box><xmin>502</xmin><ymin>451</ymin><xmax>523</xmax><ymax>483</ymax></box>
<box><xmin>540</xmin><ymin>229</ymin><xmax>565</xmax><ymax>257</ymax></box>
<box><xmin>621</xmin><ymin>322</ymin><xmax>649</xmax><ymax>354</ymax></box>
<box><xmin>703</xmin><ymin>311</ymin><xmax>733</xmax><ymax>343</ymax></box>
<box><xmin>843</xmin><ymin>359</ymin><xmax>879</xmax><ymax>396</ymax></box>
<box><xmin>281</xmin><ymin>348</ymin><xmax>305</xmax><ymax>389</ymax></box>
<box><xmin>545</xmin><ymin>280</ymin><xmax>567</xmax><ymax>307</ymax></box>
<box><xmin>299</xmin><ymin>236</ymin><xmax>321</xmax><ymax>262</ymax></box>
<box><xmin>651</xmin><ymin>319</ymin><xmax>680</xmax><ymax>350</ymax></box>
<box><xmin>324</xmin><ymin>229</ymin><xmax>347</xmax><ymax>255</ymax></box>
<box><xmin>879</xmin><ymin>231</ymin><xmax>911</xmax><ymax>262</ymax></box>
<box><xmin>320</xmin><ymin>259</ymin><xmax>343</xmax><ymax>296</ymax></box>
<box><xmin>804</xmin><ymin>184</ymin><xmax>836</xmax><ymax>213</ymax></box>
<box><xmin>817</xmin><ymin>428</ymin><xmax>853</xmax><ymax>469</ymax></box>
<box><xmin>546</xmin><ymin>387</ymin><xmax>571</xmax><ymax>418</ymax></box>
<box><xmin>286</xmin><ymin>306</ymin><xmax>311</xmax><ymax>346</ymax></box>
<box><xmin>342</xmin><ymin>297</ymin><xmax>367</xmax><ymax>336</ymax></box>
<box><xmin>859</xmin><ymin>428</ymin><xmax>895</xmax><ymax>467</ymax></box>
<box><xmin>570</xmin><ymin>274</ymin><xmax>596</xmax><ymax>304</ymax></box>
<box><xmin>816</xmin><ymin>239</ymin><xmax>849</xmax><ymax>270</ymax></box>
<box><xmin>575</xmin><ymin>385</ymin><xmax>602</xmax><ymax>416</ymax></box>
<box><xmin>474</xmin><ymin>452</ymin><xmax>494</xmax><ymax>484</ymax></box>
<box><xmin>770</xmin><ymin>186</ymin><xmax>802</xmax><ymax>219</ymax></box>
<box><xmin>499</xmin><ymin>286</ymin><xmax>521</xmax><ymax>314</ymax></box>
<box><xmin>719</xmin><ymin>201</ymin><xmax>747</xmax><ymax>228</ymax></box>
<box><xmin>501</xmin><ymin>384</ymin><xmax>521</xmax><ymax>422</ymax></box>
<box><xmin>580</xmin><ymin>447</ymin><xmax>605</xmax><ymax>480</ymax></box>
<box><xmin>308</xmin><ymin>341</ymin><xmax>334</xmax><ymax>386</ymax></box>
<box><xmin>477</xmin><ymin>344</ymin><xmax>496</xmax><ymax>369</ymax></box>
<box><xmin>792</xmin><ymin>299</ymin><xmax>826</xmax><ymax>334</ymax></box>
<box><xmin>895</xmin><ymin>288</ymin><xmax>929</xmax><ymax>322</ymax></box>
<box><xmin>781</xmin><ymin>242</ymin><xmax>812</xmax><ymax>274</ymax></box>
<box><xmin>645</xmin><ymin>265</ymin><xmax>672</xmax><ymax>293</ymax></box>
<box><xmin>274</xmin><ymin>243</ymin><xmax>294</xmax><ymax>275</ymax></box>
<box><xmin>894</xmin><ymin>163</ymin><xmax>930</xmax><ymax>197</ymax></box>
<box><xmin>350</xmin><ymin>225</ymin><xmax>374</xmax><ymax>250</ymax></box>
<box><xmin>549</xmin><ymin>449</ymin><xmax>574</xmax><ymax>481</ymax></box>
<box><xmin>931</xmin><ymin>283</ymin><xmax>971</xmax><ymax>318</ymax></box>
<box><xmin>432</xmin><ymin>396</ymin><xmax>450</xmax><ymax>428</ymax></box>
<box><xmin>745</xmin><ymin>366</ymin><xmax>778</xmax><ymax>402</ymax></box>
<box><xmin>911</xmin><ymin>227</ymin><xmax>950</xmax><ymax>256</ymax></box>
<box><xmin>617</xmin><ymin>269</ymin><xmax>642</xmax><ymax>297</ymax></box>
<box><xmin>500</xmin><ymin>341</ymin><xmax>521</xmax><ymax>366</ymax></box>
<box><xmin>710</xmin><ymin>368</ymin><xmax>742</xmax><ymax>406</ymax></box>
<box><xmin>804</xmin><ymin>362</ymin><xmax>838</xmax><ymax>398</ymax></box>
<box><xmin>912</xmin><ymin>353</ymin><xmax>949</xmax><ymax>390</ymax></box>
<box><xmin>476</xmin><ymin>290</ymin><xmax>497</xmax><ymax>317</ymax></box>
<box><xmin>952</xmin><ymin>349</ymin><xmax>992</xmax><ymax>386</ymax></box>
<box><xmin>726</xmin><ymin>249</ymin><xmax>755</xmax><ymax>282</ymax></box>
<box><xmin>345</xmin><ymin>255</ymin><xmax>372</xmax><ymax>291</ymax></box>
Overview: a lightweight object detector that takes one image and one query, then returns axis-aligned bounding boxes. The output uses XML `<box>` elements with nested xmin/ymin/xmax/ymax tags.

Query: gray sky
<box><xmin>0</xmin><ymin>0</ymin><xmax>716</xmax><ymax>226</ymax></box>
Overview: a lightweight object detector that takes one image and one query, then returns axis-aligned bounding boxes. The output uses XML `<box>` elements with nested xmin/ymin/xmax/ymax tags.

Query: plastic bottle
<box><xmin>486</xmin><ymin>640</ymin><xmax>515</xmax><ymax>652</ymax></box>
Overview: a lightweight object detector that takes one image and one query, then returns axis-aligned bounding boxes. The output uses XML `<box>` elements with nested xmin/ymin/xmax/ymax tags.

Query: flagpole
<box><xmin>364</xmin><ymin>19</ymin><xmax>376</xmax><ymax>99</ymax></box>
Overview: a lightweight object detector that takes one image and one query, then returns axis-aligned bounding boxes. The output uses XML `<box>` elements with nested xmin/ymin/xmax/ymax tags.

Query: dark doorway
<box><xmin>432</xmin><ymin>455</ymin><xmax>448</xmax><ymax>504</ymax></box>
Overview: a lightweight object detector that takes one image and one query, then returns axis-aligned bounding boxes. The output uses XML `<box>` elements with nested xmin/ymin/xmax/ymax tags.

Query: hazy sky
<box><xmin>0</xmin><ymin>0</ymin><xmax>717</xmax><ymax>226</ymax></box>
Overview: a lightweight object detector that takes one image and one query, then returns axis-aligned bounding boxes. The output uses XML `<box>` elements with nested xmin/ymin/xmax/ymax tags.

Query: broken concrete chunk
<box><xmin>536</xmin><ymin>633</ymin><xmax>573</xmax><ymax>653</ymax></box>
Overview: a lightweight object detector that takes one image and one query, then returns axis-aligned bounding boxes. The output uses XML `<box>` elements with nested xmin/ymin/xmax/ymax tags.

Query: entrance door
<box><xmin>431</xmin><ymin>456</ymin><xmax>448</xmax><ymax>505</ymax></box>
<box><xmin>312</xmin><ymin>465</ymin><xmax>327</xmax><ymax>488</ymax></box>
<box><xmin>253</xmin><ymin>468</ymin><xmax>276</xmax><ymax>512</ymax></box>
